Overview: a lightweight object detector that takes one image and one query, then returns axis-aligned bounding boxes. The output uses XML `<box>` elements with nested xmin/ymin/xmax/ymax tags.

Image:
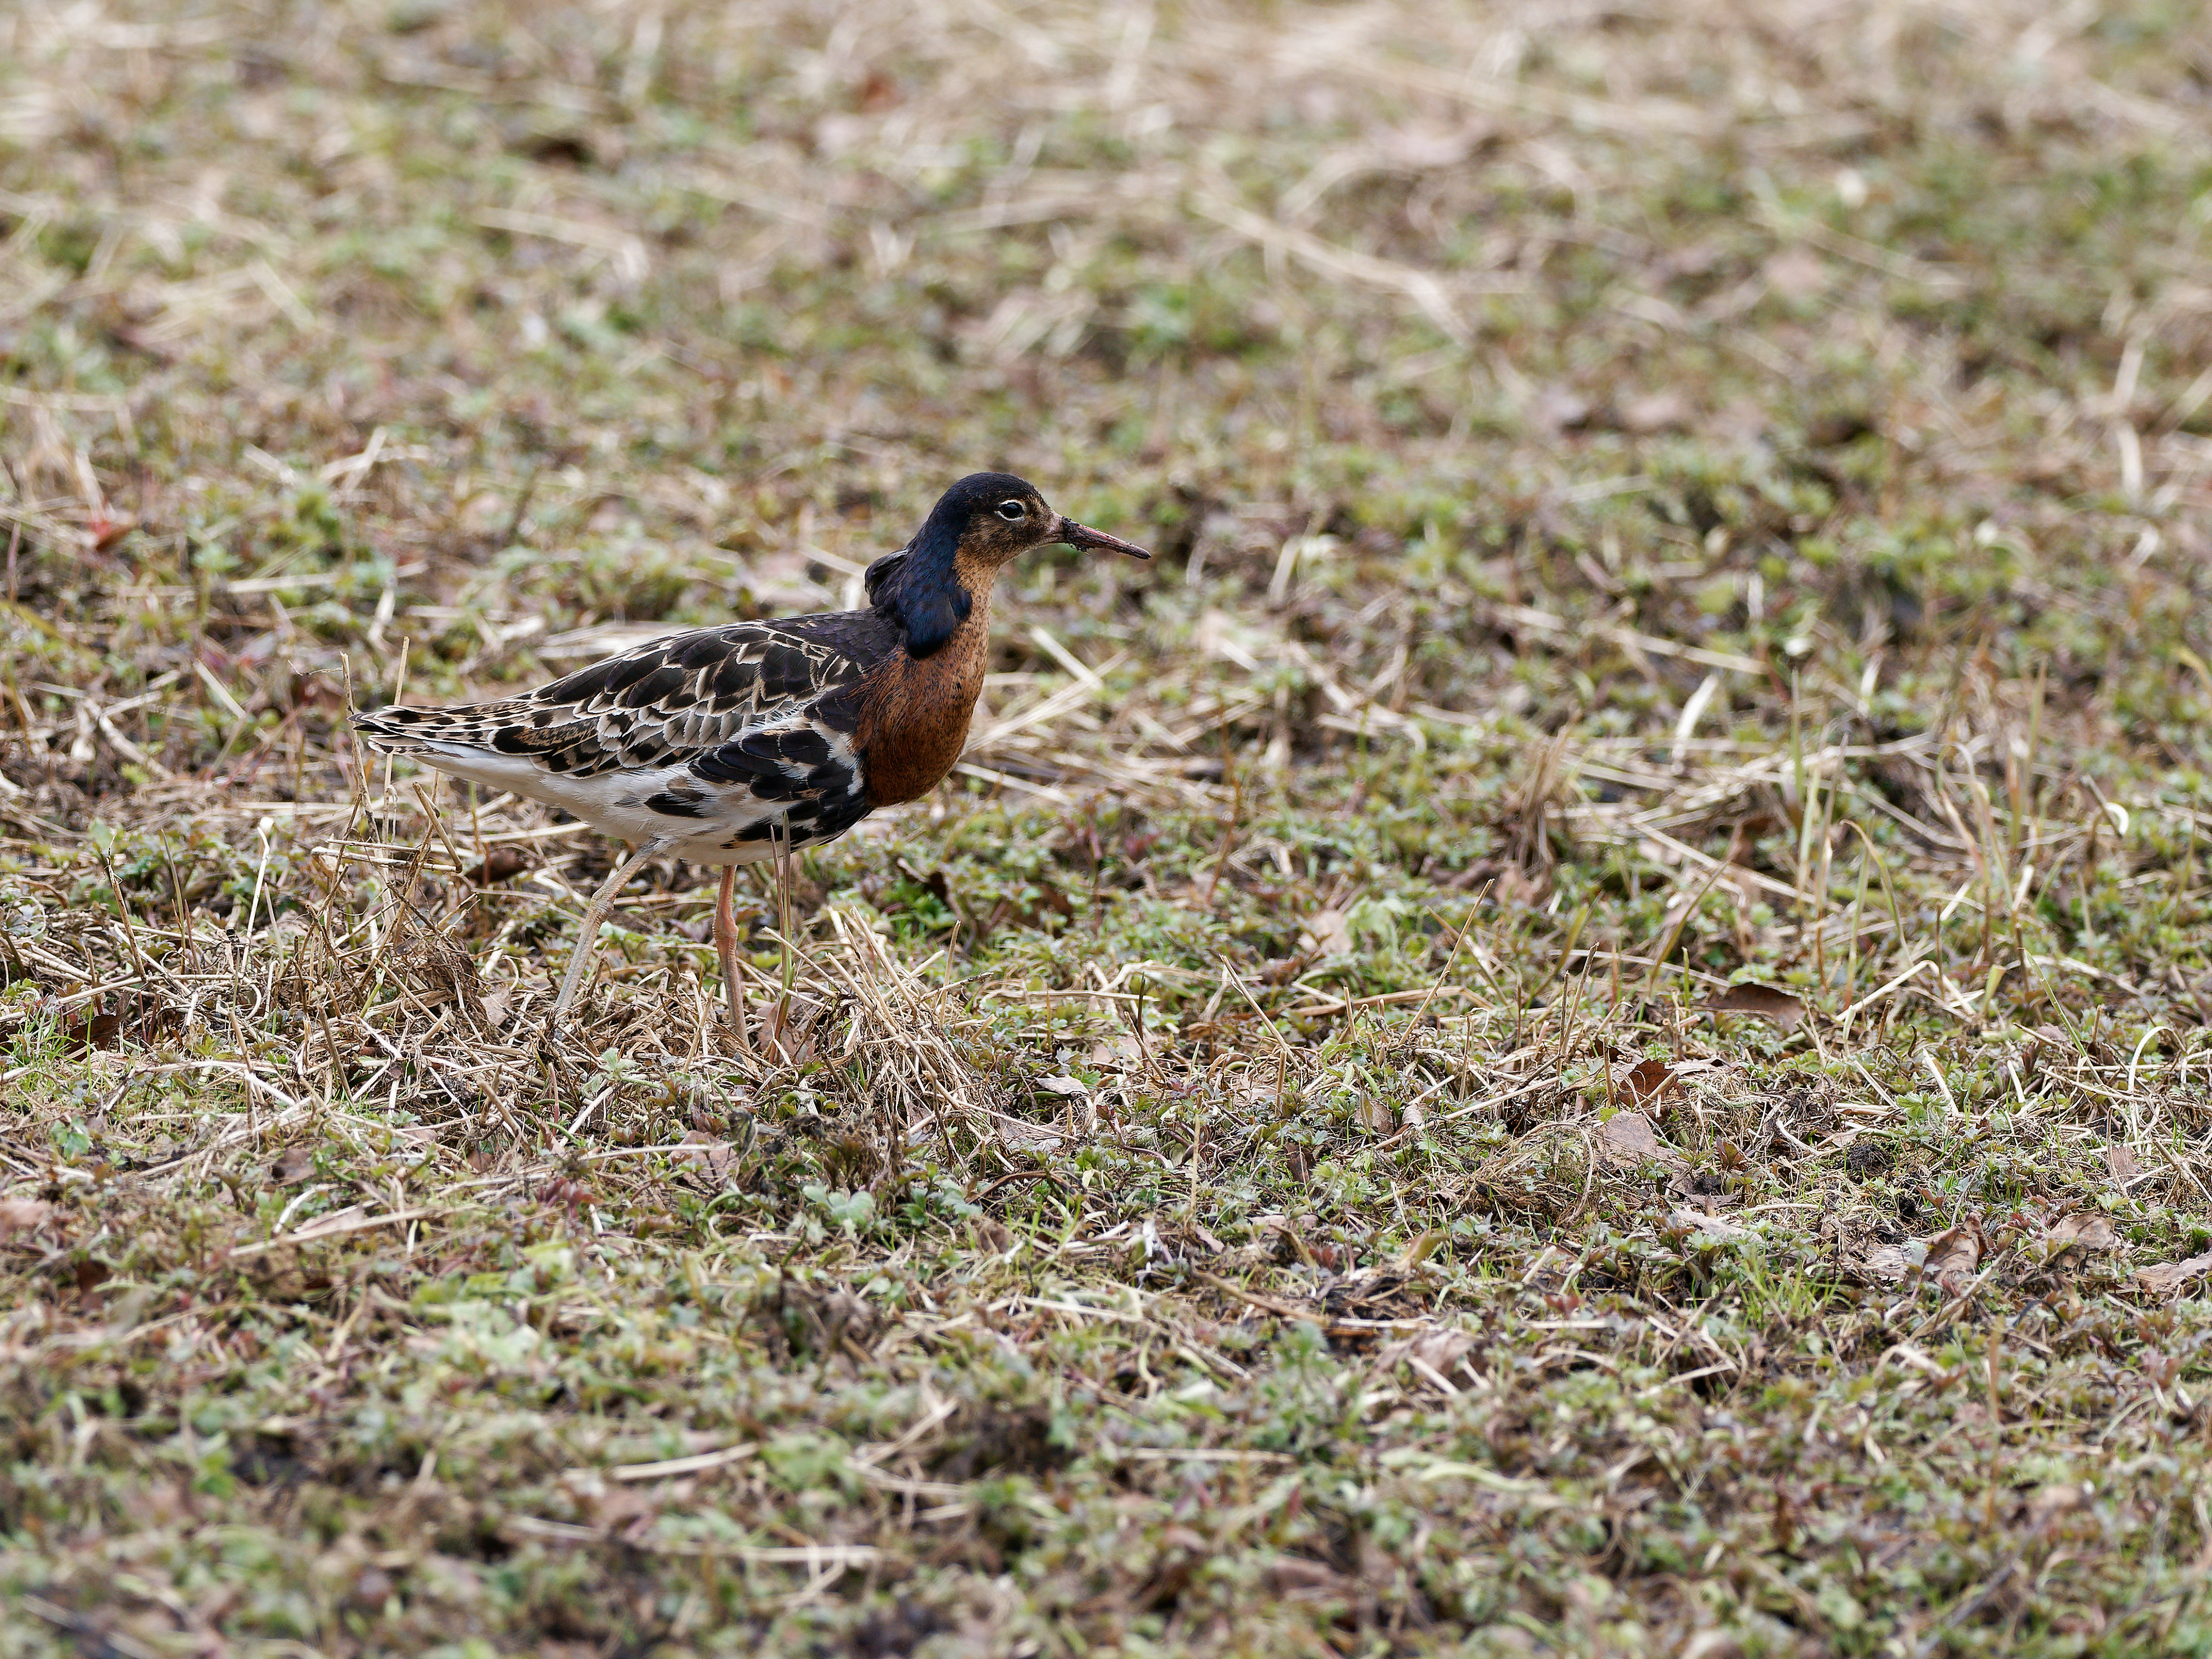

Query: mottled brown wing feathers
<box><xmin>354</xmin><ymin>611</ymin><xmax>900</xmax><ymax>779</ymax></box>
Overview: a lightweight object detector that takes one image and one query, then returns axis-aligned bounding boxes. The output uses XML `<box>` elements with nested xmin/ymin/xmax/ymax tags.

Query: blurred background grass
<box><xmin>7</xmin><ymin>0</ymin><xmax>2212</xmax><ymax>750</ymax></box>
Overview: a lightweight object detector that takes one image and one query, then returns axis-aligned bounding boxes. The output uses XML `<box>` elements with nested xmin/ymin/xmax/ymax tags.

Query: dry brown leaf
<box><xmin>63</xmin><ymin>1008</ymin><xmax>124</xmax><ymax>1051</ymax></box>
<box><xmin>1858</xmin><ymin>1223</ymin><xmax>1982</xmax><ymax>1288</ymax></box>
<box><xmin>1924</xmin><ymin>1223</ymin><xmax>1982</xmax><ymax>1291</ymax></box>
<box><xmin>671</xmin><ymin>1139</ymin><xmax>740</xmax><ymax>1183</ymax></box>
<box><xmin>1858</xmin><ymin>1243</ymin><xmax>1918</xmax><ymax>1283</ymax></box>
<box><xmin>1668</xmin><ymin>1209</ymin><xmax>1750</xmax><ymax>1241</ymax></box>
<box><xmin>1763</xmin><ymin>245</ymin><xmax>1830</xmax><ymax>298</ymax></box>
<box><xmin>2105</xmin><ymin>1144</ymin><xmax>2141</xmax><ymax>1184</ymax></box>
<box><xmin>2134</xmin><ymin>1252</ymin><xmax>2212</xmax><ymax>1299</ymax></box>
<box><xmin>2027</xmin><ymin>1482</ymin><xmax>2093</xmax><ymax>1525</ymax></box>
<box><xmin>1301</xmin><ymin>907</ymin><xmax>1353</xmax><ymax>958</ymax></box>
<box><xmin>1600</xmin><ymin>1110</ymin><xmax>1682</xmax><ymax>1168</ymax></box>
<box><xmin>1530</xmin><ymin>384</ymin><xmax>1592</xmax><ymax>432</ymax></box>
<box><xmin>465</xmin><ymin>846</ymin><xmax>531</xmax><ymax>884</ymax></box>
<box><xmin>1701</xmin><ymin>985</ymin><xmax>1805</xmax><ymax>1033</ymax></box>
<box><xmin>2046</xmin><ymin>1213</ymin><xmax>2118</xmax><ymax>1252</ymax></box>
<box><xmin>1620</xmin><ymin>1059</ymin><xmax>1680</xmax><ymax>1109</ymax></box>
<box><xmin>1264</xmin><ymin>1555</ymin><xmax>1351</xmax><ymax>1598</ymax></box>
<box><xmin>1618</xmin><ymin>391</ymin><xmax>1691</xmax><ymax>435</ymax></box>
<box><xmin>0</xmin><ymin>1198</ymin><xmax>56</xmax><ymax>1238</ymax></box>
<box><xmin>1374</xmin><ymin>1326</ymin><xmax>1473</xmax><ymax>1387</ymax></box>
<box><xmin>1087</xmin><ymin>1034</ymin><xmax>1144</xmax><ymax>1073</ymax></box>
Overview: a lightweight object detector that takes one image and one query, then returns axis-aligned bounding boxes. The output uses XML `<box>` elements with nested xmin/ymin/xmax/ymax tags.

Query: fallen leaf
<box><xmin>1668</xmin><ymin>1209</ymin><xmax>1750</xmax><ymax>1241</ymax></box>
<box><xmin>2027</xmin><ymin>1482</ymin><xmax>2093</xmax><ymax>1525</ymax></box>
<box><xmin>2106</xmin><ymin>1144</ymin><xmax>2141</xmax><ymax>1184</ymax></box>
<box><xmin>0</xmin><ymin>1198</ymin><xmax>56</xmax><ymax>1238</ymax></box>
<box><xmin>1701</xmin><ymin>985</ymin><xmax>1805</xmax><ymax>1033</ymax></box>
<box><xmin>1600</xmin><ymin>1110</ymin><xmax>1682</xmax><ymax>1169</ymax></box>
<box><xmin>1858</xmin><ymin>1242</ymin><xmax>1921</xmax><ymax>1283</ymax></box>
<box><xmin>1356</xmin><ymin>1093</ymin><xmax>1397</xmax><ymax>1135</ymax></box>
<box><xmin>754</xmin><ymin>997</ymin><xmax>816</xmax><ymax>1066</ymax></box>
<box><xmin>1301</xmin><ymin>907</ymin><xmax>1353</xmax><ymax>958</ymax></box>
<box><xmin>63</xmin><ymin>1009</ymin><xmax>124</xmax><ymax>1051</ymax></box>
<box><xmin>89</xmin><ymin>513</ymin><xmax>138</xmax><ymax>552</ymax></box>
<box><xmin>1263</xmin><ymin>1555</ymin><xmax>1349</xmax><ymax>1598</ymax></box>
<box><xmin>1035</xmin><ymin>1074</ymin><xmax>1090</xmax><ymax>1097</ymax></box>
<box><xmin>1087</xmin><ymin>1034</ymin><xmax>1144</xmax><ymax>1072</ymax></box>
<box><xmin>1804</xmin><ymin>408</ymin><xmax>1875</xmax><ymax>447</ymax></box>
<box><xmin>1619</xmin><ymin>390</ymin><xmax>1691</xmax><ymax>435</ymax></box>
<box><xmin>1620</xmin><ymin>1059</ymin><xmax>1680</xmax><ymax>1109</ymax></box>
<box><xmin>1924</xmin><ymin>1223</ymin><xmax>1982</xmax><ymax>1291</ymax></box>
<box><xmin>1374</xmin><ymin>1326</ymin><xmax>1473</xmax><ymax>1387</ymax></box>
<box><xmin>2135</xmin><ymin>1252</ymin><xmax>2212</xmax><ymax>1299</ymax></box>
<box><xmin>671</xmin><ymin>1139</ymin><xmax>739</xmax><ymax>1183</ymax></box>
<box><xmin>1763</xmin><ymin>245</ymin><xmax>1830</xmax><ymax>299</ymax></box>
<box><xmin>1530</xmin><ymin>384</ymin><xmax>1592</xmax><ymax>432</ymax></box>
<box><xmin>465</xmin><ymin>846</ymin><xmax>531</xmax><ymax>884</ymax></box>
<box><xmin>2045</xmin><ymin>1213</ymin><xmax>2117</xmax><ymax>1252</ymax></box>
<box><xmin>272</xmin><ymin>1146</ymin><xmax>316</xmax><ymax>1185</ymax></box>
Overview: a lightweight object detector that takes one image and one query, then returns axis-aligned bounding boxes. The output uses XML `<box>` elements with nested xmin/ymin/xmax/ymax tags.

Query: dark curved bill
<box><xmin>1054</xmin><ymin>516</ymin><xmax>1153</xmax><ymax>559</ymax></box>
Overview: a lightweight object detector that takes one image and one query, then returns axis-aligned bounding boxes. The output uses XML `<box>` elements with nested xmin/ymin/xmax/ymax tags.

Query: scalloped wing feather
<box><xmin>351</xmin><ymin>614</ymin><xmax>894</xmax><ymax>858</ymax></box>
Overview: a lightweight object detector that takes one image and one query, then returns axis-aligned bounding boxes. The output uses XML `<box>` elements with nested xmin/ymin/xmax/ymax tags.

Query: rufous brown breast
<box><xmin>854</xmin><ymin>588</ymin><xmax>994</xmax><ymax>806</ymax></box>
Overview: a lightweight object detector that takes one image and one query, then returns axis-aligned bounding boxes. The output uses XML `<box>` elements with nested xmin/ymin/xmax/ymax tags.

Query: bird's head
<box><xmin>934</xmin><ymin>471</ymin><xmax>1153</xmax><ymax>571</ymax></box>
<box><xmin>866</xmin><ymin>472</ymin><xmax>1151</xmax><ymax>657</ymax></box>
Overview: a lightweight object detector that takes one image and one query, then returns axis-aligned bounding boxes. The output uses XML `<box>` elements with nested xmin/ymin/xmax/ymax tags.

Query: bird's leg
<box><xmin>713</xmin><ymin>864</ymin><xmax>753</xmax><ymax>1054</ymax></box>
<box><xmin>760</xmin><ymin>824</ymin><xmax>796</xmax><ymax>1062</ymax></box>
<box><xmin>550</xmin><ymin>839</ymin><xmax>668</xmax><ymax>1030</ymax></box>
<box><xmin>778</xmin><ymin>829</ymin><xmax>796</xmax><ymax>1002</ymax></box>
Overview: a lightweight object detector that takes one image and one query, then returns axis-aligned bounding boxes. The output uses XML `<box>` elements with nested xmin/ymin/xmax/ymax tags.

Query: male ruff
<box><xmin>351</xmin><ymin>473</ymin><xmax>1151</xmax><ymax>1045</ymax></box>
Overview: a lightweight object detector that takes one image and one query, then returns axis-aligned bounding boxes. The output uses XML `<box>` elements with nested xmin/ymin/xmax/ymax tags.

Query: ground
<box><xmin>2</xmin><ymin>1</ymin><xmax>2211</xmax><ymax>1654</ymax></box>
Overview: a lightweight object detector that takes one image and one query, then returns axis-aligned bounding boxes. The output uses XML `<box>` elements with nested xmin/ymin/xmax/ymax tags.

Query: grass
<box><xmin>3</xmin><ymin>0</ymin><xmax>2211</xmax><ymax>1653</ymax></box>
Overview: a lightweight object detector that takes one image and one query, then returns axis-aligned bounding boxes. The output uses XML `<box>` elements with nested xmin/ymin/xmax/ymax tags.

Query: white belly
<box><xmin>401</xmin><ymin>744</ymin><xmax>840</xmax><ymax>868</ymax></box>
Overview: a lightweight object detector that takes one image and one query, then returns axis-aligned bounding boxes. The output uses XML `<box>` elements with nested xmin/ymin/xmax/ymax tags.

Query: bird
<box><xmin>351</xmin><ymin>472</ymin><xmax>1152</xmax><ymax>1044</ymax></box>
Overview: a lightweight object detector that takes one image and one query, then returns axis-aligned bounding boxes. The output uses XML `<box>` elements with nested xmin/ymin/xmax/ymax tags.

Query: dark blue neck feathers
<box><xmin>864</xmin><ymin>506</ymin><xmax>973</xmax><ymax>659</ymax></box>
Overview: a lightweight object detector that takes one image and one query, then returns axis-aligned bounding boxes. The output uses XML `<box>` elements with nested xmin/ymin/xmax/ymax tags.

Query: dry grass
<box><xmin>4</xmin><ymin>1</ymin><xmax>2212</xmax><ymax>1654</ymax></box>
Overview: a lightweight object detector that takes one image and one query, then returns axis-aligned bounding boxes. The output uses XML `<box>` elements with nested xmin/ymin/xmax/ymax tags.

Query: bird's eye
<box><xmin>996</xmin><ymin>500</ymin><xmax>1027</xmax><ymax>521</ymax></box>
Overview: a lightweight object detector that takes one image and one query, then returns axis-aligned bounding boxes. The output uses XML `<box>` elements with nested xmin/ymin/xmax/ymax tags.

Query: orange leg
<box><xmin>713</xmin><ymin>865</ymin><xmax>752</xmax><ymax>1050</ymax></box>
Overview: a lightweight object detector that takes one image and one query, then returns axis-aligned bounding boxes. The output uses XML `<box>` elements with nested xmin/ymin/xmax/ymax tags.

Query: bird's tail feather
<box><xmin>350</xmin><ymin>701</ymin><xmax>536</xmax><ymax>755</ymax></box>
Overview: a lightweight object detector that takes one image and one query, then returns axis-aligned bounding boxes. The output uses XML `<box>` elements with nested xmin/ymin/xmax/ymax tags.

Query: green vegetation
<box><xmin>2</xmin><ymin>2</ymin><xmax>2209</xmax><ymax>1653</ymax></box>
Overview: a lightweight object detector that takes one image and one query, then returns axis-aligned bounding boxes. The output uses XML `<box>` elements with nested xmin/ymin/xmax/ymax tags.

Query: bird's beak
<box><xmin>1053</xmin><ymin>515</ymin><xmax>1152</xmax><ymax>560</ymax></box>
